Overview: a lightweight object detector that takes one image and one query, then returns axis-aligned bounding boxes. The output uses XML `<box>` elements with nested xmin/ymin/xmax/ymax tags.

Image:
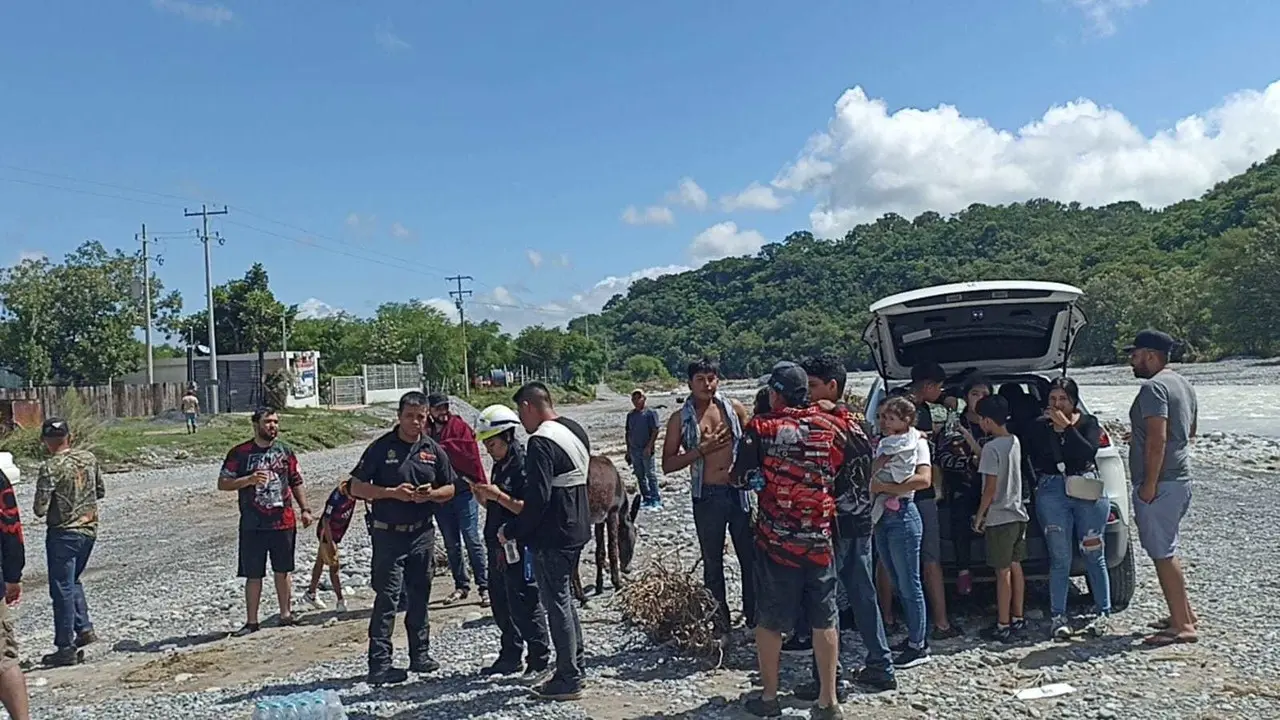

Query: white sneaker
<box><xmin>303</xmin><ymin>591</ymin><xmax>327</xmax><ymax>611</ymax></box>
<box><xmin>336</xmin><ymin>599</ymin><xmax>348</xmax><ymax>614</ymax></box>
<box><xmin>1051</xmin><ymin>615</ymin><xmax>1072</xmax><ymax>640</ymax></box>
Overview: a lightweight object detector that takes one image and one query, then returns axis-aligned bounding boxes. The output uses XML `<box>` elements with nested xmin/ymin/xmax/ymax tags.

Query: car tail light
<box><xmin>1098</xmin><ymin>429</ymin><xmax>1112</xmax><ymax>448</ymax></box>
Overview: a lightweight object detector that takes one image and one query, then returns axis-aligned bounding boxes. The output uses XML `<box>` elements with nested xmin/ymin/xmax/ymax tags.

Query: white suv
<box><xmin>862</xmin><ymin>280</ymin><xmax>1135</xmax><ymax>610</ymax></box>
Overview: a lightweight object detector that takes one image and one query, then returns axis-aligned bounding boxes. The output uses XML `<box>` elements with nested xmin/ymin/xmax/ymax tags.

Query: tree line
<box><xmin>570</xmin><ymin>151</ymin><xmax>1280</xmax><ymax>377</ymax></box>
<box><xmin>0</xmin><ymin>255</ymin><xmax>609</xmax><ymax>393</ymax></box>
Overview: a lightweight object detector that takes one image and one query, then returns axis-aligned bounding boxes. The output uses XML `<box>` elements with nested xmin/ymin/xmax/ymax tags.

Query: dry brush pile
<box><xmin>616</xmin><ymin>553</ymin><xmax>726</xmax><ymax>663</ymax></box>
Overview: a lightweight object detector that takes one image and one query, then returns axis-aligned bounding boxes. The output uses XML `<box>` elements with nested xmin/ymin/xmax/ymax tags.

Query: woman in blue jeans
<box><xmin>870</xmin><ymin>398</ymin><xmax>935</xmax><ymax>669</ymax></box>
<box><xmin>1027</xmin><ymin>377</ymin><xmax>1110</xmax><ymax>640</ymax></box>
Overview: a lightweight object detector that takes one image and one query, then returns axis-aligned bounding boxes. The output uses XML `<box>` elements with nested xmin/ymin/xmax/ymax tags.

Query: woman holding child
<box><xmin>1025</xmin><ymin>377</ymin><xmax>1111</xmax><ymax>641</ymax></box>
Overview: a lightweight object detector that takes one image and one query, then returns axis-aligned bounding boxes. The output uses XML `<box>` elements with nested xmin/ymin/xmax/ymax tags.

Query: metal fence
<box><xmin>362</xmin><ymin>362</ymin><xmax>423</xmax><ymax>404</ymax></box>
<box><xmin>329</xmin><ymin>376</ymin><xmax>365</xmax><ymax>406</ymax></box>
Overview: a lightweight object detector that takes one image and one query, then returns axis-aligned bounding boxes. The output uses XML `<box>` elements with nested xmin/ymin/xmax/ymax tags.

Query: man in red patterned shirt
<box><xmin>733</xmin><ymin>361</ymin><xmax>861</xmax><ymax>720</ymax></box>
<box><xmin>218</xmin><ymin>408</ymin><xmax>313</xmax><ymax>636</ymax></box>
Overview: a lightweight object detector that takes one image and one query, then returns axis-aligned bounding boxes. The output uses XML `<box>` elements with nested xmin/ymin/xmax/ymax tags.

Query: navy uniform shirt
<box><xmin>351</xmin><ymin>427</ymin><xmax>462</xmax><ymax>526</ymax></box>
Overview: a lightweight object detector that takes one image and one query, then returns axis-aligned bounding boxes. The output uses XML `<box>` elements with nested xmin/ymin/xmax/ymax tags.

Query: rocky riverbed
<box><xmin>10</xmin><ymin>368</ymin><xmax>1280</xmax><ymax>719</ymax></box>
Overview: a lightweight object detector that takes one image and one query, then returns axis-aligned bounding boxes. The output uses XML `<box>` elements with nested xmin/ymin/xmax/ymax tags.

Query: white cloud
<box><xmin>375</xmin><ymin>23</ymin><xmax>411</xmax><ymax>53</ymax></box>
<box><xmin>621</xmin><ymin>204</ymin><xmax>675</xmax><ymax>226</ymax></box>
<box><xmin>719</xmin><ymin>182</ymin><xmax>790</xmax><ymax>212</ymax></box>
<box><xmin>526</xmin><ymin>249</ymin><xmax>544</xmax><ymax>269</ymax></box>
<box><xmin>389</xmin><ymin>222</ymin><xmax>413</xmax><ymax>241</ymax></box>
<box><xmin>776</xmin><ymin>81</ymin><xmax>1280</xmax><ymax>236</ymax></box>
<box><xmin>558</xmin><ymin>253</ymin><xmax>571</xmax><ymax>268</ymax></box>
<box><xmin>344</xmin><ymin>213</ymin><xmax>376</xmax><ymax>239</ymax></box>
<box><xmin>666</xmin><ymin>177</ymin><xmax>709</xmax><ymax>211</ymax></box>
<box><xmin>295</xmin><ymin>298</ymin><xmax>342</xmax><ymax>320</ymax></box>
<box><xmin>689</xmin><ymin>222</ymin><xmax>767</xmax><ymax>264</ymax></box>
<box><xmin>1065</xmin><ymin>0</ymin><xmax>1148</xmax><ymax>36</ymax></box>
<box><xmin>150</xmin><ymin>0</ymin><xmax>233</xmax><ymax>27</ymax></box>
<box><xmin>424</xmin><ymin>297</ymin><xmax>459</xmax><ymax>320</ymax></box>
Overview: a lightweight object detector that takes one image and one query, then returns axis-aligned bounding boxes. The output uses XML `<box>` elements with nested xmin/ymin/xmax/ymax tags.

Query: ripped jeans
<box><xmin>1036</xmin><ymin>474</ymin><xmax>1111</xmax><ymax>617</ymax></box>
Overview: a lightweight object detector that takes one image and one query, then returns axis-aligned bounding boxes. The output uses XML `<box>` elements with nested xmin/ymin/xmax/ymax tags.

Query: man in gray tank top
<box><xmin>1126</xmin><ymin>329</ymin><xmax>1199</xmax><ymax>646</ymax></box>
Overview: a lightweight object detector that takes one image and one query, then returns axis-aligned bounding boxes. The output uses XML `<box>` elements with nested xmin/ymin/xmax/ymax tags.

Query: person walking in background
<box><xmin>180</xmin><ymin>387</ymin><xmax>200</xmax><ymax>434</ymax></box>
<box><xmin>733</xmin><ymin>361</ymin><xmax>861</xmax><ymax>719</ymax></box>
<box><xmin>0</xmin><ymin>459</ymin><xmax>30</xmax><ymax>719</ymax></box>
<box><xmin>1026</xmin><ymin>377</ymin><xmax>1110</xmax><ymax>640</ymax></box>
<box><xmin>427</xmin><ymin>392</ymin><xmax>491</xmax><ymax>608</ymax></box>
<box><xmin>625</xmin><ymin>389</ymin><xmax>663</xmax><ymax>509</ymax></box>
<box><xmin>499</xmin><ymin>382</ymin><xmax>592</xmax><ymax>702</ymax></box>
<box><xmin>32</xmin><ymin>417</ymin><xmax>106</xmax><ymax>667</ymax></box>
<box><xmin>217</xmin><ymin>408</ymin><xmax>313</xmax><ymax>637</ymax></box>
<box><xmin>303</xmin><ymin>478</ymin><xmax>357</xmax><ymax>614</ymax></box>
<box><xmin>972</xmin><ymin>396</ymin><xmax>1029</xmax><ymax>644</ymax></box>
<box><xmin>472</xmin><ymin>404</ymin><xmax>552</xmax><ymax>682</ymax></box>
<box><xmin>1126</xmin><ymin>329</ymin><xmax>1200</xmax><ymax>646</ymax></box>
<box><xmin>349</xmin><ymin>391</ymin><xmax>461</xmax><ymax>685</ymax></box>
<box><xmin>661</xmin><ymin>358</ymin><xmax>754</xmax><ymax>634</ymax></box>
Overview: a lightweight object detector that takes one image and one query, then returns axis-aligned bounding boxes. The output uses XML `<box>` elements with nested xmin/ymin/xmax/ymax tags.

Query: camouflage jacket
<box><xmin>34</xmin><ymin>449</ymin><xmax>106</xmax><ymax>536</ymax></box>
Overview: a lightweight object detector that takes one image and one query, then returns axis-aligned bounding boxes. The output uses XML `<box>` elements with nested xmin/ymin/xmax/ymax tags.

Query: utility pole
<box><xmin>185</xmin><ymin>204</ymin><xmax>228</xmax><ymax>414</ymax></box>
<box><xmin>138</xmin><ymin>224</ymin><xmax>155</xmax><ymax>384</ymax></box>
<box><xmin>281</xmin><ymin>314</ymin><xmax>288</xmax><ymax>361</ymax></box>
<box><xmin>447</xmin><ymin>274</ymin><xmax>473</xmax><ymax>397</ymax></box>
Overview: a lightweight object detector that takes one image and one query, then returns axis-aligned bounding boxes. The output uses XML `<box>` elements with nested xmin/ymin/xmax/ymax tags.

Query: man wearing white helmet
<box><xmin>470</xmin><ymin>404</ymin><xmax>552</xmax><ymax>683</ymax></box>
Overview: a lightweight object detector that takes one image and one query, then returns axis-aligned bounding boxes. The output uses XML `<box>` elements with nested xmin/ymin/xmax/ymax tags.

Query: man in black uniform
<box><xmin>498</xmin><ymin>382</ymin><xmax>591</xmax><ymax>702</ymax></box>
<box><xmin>348</xmin><ymin>391</ymin><xmax>462</xmax><ymax>685</ymax></box>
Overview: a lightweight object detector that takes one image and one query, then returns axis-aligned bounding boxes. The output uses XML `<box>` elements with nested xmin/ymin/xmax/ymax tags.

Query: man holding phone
<box><xmin>217</xmin><ymin>408</ymin><xmax>313</xmax><ymax>638</ymax></box>
<box><xmin>349</xmin><ymin>391</ymin><xmax>463</xmax><ymax>685</ymax></box>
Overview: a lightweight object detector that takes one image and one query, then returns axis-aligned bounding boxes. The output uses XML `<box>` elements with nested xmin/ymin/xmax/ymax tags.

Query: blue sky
<box><xmin>2</xmin><ymin>0</ymin><xmax>1279</xmax><ymax>335</ymax></box>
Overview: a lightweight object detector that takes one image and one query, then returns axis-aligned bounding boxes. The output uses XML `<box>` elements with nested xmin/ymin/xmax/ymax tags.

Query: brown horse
<box><xmin>571</xmin><ymin>455</ymin><xmax>639</xmax><ymax>607</ymax></box>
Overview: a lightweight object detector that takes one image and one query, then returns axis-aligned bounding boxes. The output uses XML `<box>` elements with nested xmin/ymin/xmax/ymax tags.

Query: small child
<box><xmin>973</xmin><ymin>395</ymin><xmax>1030</xmax><ymax>643</ymax></box>
<box><xmin>871</xmin><ymin>397</ymin><xmax>930</xmax><ymax>525</ymax></box>
<box><xmin>304</xmin><ymin>479</ymin><xmax>357</xmax><ymax>613</ymax></box>
<box><xmin>870</xmin><ymin>396</ymin><xmax>933</xmax><ymax>668</ymax></box>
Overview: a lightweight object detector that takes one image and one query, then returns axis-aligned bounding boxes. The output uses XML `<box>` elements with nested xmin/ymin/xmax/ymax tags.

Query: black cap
<box><xmin>911</xmin><ymin>361</ymin><xmax>947</xmax><ymax>384</ymax></box>
<box><xmin>768</xmin><ymin>361</ymin><xmax>809</xmax><ymax>406</ymax></box>
<box><xmin>41</xmin><ymin>417</ymin><xmax>70</xmax><ymax>439</ymax></box>
<box><xmin>426</xmin><ymin>392</ymin><xmax>449</xmax><ymax>408</ymax></box>
<box><xmin>1123</xmin><ymin>329</ymin><xmax>1175</xmax><ymax>354</ymax></box>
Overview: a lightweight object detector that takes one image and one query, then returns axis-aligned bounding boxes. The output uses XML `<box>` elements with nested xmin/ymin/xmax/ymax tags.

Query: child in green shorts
<box><xmin>973</xmin><ymin>395</ymin><xmax>1029</xmax><ymax>643</ymax></box>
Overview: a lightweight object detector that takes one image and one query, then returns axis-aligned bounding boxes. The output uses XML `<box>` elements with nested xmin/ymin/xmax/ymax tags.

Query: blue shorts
<box><xmin>1133</xmin><ymin>482</ymin><xmax>1192</xmax><ymax>561</ymax></box>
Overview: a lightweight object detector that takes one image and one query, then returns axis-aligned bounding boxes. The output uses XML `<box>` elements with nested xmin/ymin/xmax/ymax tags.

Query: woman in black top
<box><xmin>1026</xmin><ymin>377</ymin><xmax>1110</xmax><ymax>641</ymax></box>
<box><xmin>470</xmin><ymin>408</ymin><xmax>551</xmax><ymax>680</ymax></box>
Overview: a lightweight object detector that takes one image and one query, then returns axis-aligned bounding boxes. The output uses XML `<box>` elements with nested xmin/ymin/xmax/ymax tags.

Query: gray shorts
<box><xmin>916</xmin><ymin>497</ymin><xmax>941</xmax><ymax>564</ymax></box>
<box><xmin>754</xmin><ymin>552</ymin><xmax>839</xmax><ymax>634</ymax></box>
<box><xmin>1133</xmin><ymin>482</ymin><xmax>1192</xmax><ymax>561</ymax></box>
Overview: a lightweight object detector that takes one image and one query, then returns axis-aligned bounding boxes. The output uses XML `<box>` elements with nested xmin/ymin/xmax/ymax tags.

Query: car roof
<box><xmin>868</xmin><ymin>281</ymin><xmax>1084</xmax><ymax>314</ymax></box>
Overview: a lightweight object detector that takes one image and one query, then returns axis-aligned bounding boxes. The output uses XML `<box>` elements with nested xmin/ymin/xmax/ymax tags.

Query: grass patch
<box><xmin>2</xmin><ymin>406</ymin><xmax>386</xmax><ymax>473</ymax></box>
<box><xmin>458</xmin><ymin>384</ymin><xmax>596</xmax><ymax>410</ymax></box>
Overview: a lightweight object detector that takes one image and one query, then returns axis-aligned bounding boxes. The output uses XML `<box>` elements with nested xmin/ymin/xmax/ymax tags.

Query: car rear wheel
<box><xmin>1086</xmin><ymin>538</ymin><xmax>1136</xmax><ymax>612</ymax></box>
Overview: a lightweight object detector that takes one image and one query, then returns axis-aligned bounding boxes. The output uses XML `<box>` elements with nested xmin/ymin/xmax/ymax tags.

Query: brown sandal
<box><xmin>1143</xmin><ymin>630</ymin><xmax>1198</xmax><ymax>646</ymax></box>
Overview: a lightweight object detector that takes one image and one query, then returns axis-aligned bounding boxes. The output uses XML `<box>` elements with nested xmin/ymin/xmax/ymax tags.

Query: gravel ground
<box><xmin>11</xmin><ymin>369</ymin><xmax>1280</xmax><ymax>719</ymax></box>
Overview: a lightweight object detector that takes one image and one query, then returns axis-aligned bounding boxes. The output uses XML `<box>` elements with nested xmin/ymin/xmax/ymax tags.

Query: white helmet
<box><xmin>475</xmin><ymin>404</ymin><xmax>521</xmax><ymax>442</ymax></box>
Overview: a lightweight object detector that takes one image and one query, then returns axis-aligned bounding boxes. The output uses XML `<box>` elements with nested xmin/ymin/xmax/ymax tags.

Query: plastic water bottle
<box><xmin>251</xmin><ymin>701</ymin><xmax>275</xmax><ymax>720</ymax></box>
<box><xmin>324</xmin><ymin>689</ymin><xmax>347</xmax><ymax>719</ymax></box>
<box><xmin>281</xmin><ymin>700</ymin><xmax>301</xmax><ymax>720</ymax></box>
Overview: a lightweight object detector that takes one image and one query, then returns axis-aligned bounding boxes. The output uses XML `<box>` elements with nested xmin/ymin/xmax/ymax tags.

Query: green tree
<box><xmin>623</xmin><ymin>354</ymin><xmax>671</xmax><ymax>381</ymax></box>
<box><xmin>366</xmin><ymin>301</ymin><xmax>461</xmax><ymax>386</ymax></box>
<box><xmin>1204</xmin><ymin>221</ymin><xmax>1280</xmax><ymax>356</ymax></box>
<box><xmin>0</xmin><ymin>241</ymin><xmax>182</xmax><ymax>384</ymax></box>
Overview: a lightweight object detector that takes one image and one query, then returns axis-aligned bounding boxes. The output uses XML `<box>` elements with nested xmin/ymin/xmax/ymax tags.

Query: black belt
<box><xmin>370</xmin><ymin>519</ymin><xmax>427</xmax><ymax>533</ymax></box>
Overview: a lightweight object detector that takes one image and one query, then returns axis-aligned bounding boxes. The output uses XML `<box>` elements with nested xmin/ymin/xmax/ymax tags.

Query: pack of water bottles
<box><xmin>251</xmin><ymin>690</ymin><xmax>346</xmax><ymax>719</ymax></box>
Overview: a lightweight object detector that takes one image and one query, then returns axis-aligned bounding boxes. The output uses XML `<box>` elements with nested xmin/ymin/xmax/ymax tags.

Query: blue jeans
<box><xmin>47</xmin><ymin>530</ymin><xmax>95</xmax><ymax>650</ymax></box>
<box><xmin>1036</xmin><ymin>474</ymin><xmax>1111</xmax><ymax>616</ymax></box>
<box><xmin>436</xmin><ymin>488</ymin><xmax>488</xmax><ymax>592</ymax></box>
<box><xmin>874</xmin><ymin>501</ymin><xmax>927</xmax><ymax>649</ymax></box>
<box><xmin>808</xmin><ymin>532</ymin><xmax>895</xmax><ymax>680</ymax></box>
<box><xmin>629</xmin><ymin>449</ymin><xmax>662</xmax><ymax>504</ymax></box>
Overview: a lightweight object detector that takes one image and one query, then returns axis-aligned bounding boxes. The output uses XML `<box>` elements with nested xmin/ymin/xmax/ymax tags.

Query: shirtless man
<box><xmin>662</xmin><ymin>358</ymin><xmax>754</xmax><ymax>632</ymax></box>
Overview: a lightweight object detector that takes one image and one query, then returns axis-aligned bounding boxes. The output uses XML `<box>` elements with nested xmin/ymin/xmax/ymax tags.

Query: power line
<box><xmin>447</xmin><ymin>274</ymin><xmax>474</xmax><ymax>398</ymax></box>
<box><xmin>185</xmin><ymin>204</ymin><xmax>229</xmax><ymax>414</ymax></box>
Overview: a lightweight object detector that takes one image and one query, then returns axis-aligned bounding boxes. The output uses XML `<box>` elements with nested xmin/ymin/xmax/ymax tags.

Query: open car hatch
<box><xmin>862</xmin><ymin>281</ymin><xmax>1088</xmax><ymax>381</ymax></box>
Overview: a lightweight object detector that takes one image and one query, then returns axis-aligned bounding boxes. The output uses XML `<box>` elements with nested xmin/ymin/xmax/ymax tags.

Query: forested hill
<box><xmin>572</xmin><ymin>151</ymin><xmax>1280</xmax><ymax>378</ymax></box>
